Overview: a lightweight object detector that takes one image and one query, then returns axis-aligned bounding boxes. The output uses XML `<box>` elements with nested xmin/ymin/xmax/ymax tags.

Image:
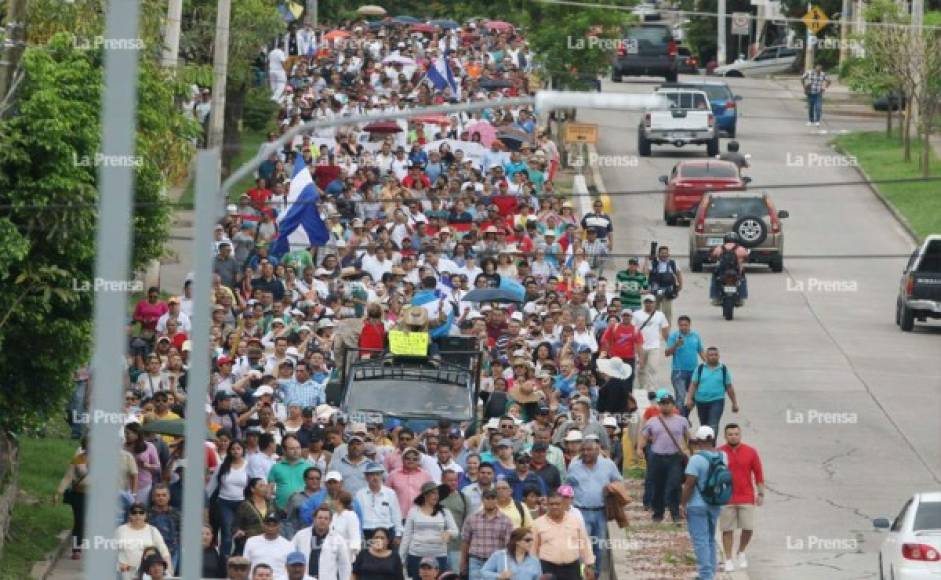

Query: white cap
<box><xmin>693</xmin><ymin>425</ymin><xmax>716</xmax><ymax>441</ymax></box>
<box><xmin>602</xmin><ymin>416</ymin><xmax>619</xmax><ymax>428</ymax></box>
<box><xmin>510</xmin><ymin>311</ymin><xmax>524</xmax><ymax>322</ymax></box>
<box><xmin>285</xmin><ymin>347</ymin><xmax>300</xmax><ymax>359</ymax></box>
<box><xmin>564</xmin><ymin>430</ymin><xmax>584</xmax><ymax>442</ymax></box>
<box><xmin>325</xmin><ymin>471</ymin><xmax>343</xmax><ymax>482</ymax></box>
<box><xmin>642</xmin><ymin>294</ymin><xmax>656</xmax><ymax>303</ymax></box>
<box><xmin>467</xmin><ymin>310</ymin><xmax>484</xmax><ymax>320</ymax></box>
<box><xmin>254</xmin><ymin>385</ymin><xmax>274</xmax><ymax>398</ymax></box>
<box><xmin>226</xmin><ymin>204</ymin><xmax>238</xmax><ymax>213</ymax></box>
<box><xmin>485</xmin><ymin>417</ymin><xmax>500</xmax><ymax>430</ymax></box>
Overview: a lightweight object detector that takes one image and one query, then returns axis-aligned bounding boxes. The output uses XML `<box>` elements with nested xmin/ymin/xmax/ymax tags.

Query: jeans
<box><xmin>215</xmin><ymin>498</ymin><xmax>242</xmax><ymax>558</ymax></box>
<box><xmin>807</xmin><ymin>92</ymin><xmax>823</xmax><ymax>123</ymax></box>
<box><xmin>687</xmin><ymin>505</ymin><xmax>722</xmax><ymax>580</ymax></box>
<box><xmin>581</xmin><ymin>508</ymin><xmax>607</xmax><ymax>575</ymax></box>
<box><xmin>648</xmin><ymin>453</ymin><xmax>684</xmax><ymax>519</ymax></box>
<box><xmin>468</xmin><ymin>556</ymin><xmax>487</xmax><ymax>579</ymax></box>
<box><xmin>405</xmin><ymin>555</ymin><xmax>448</xmax><ymax>579</ymax></box>
<box><xmin>447</xmin><ymin>549</ymin><xmax>461</xmax><ymax>573</ymax></box>
<box><xmin>696</xmin><ymin>399</ymin><xmax>725</xmax><ymax>434</ymax></box>
<box><xmin>642</xmin><ymin>445</ymin><xmax>654</xmax><ymax>507</ymax></box>
<box><xmin>671</xmin><ymin>370</ymin><xmax>693</xmax><ymax>416</ymax></box>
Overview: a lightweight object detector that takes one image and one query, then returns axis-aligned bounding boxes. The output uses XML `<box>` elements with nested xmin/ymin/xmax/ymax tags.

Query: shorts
<box><xmin>720</xmin><ymin>504</ymin><xmax>756</xmax><ymax>531</ymax></box>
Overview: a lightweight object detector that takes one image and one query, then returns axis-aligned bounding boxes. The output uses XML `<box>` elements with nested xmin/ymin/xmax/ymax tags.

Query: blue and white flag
<box><xmin>270</xmin><ymin>153</ymin><xmax>329</xmax><ymax>256</ymax></box>
<box><xmin>426</xmin><ymin>50</ymin><xmax>460</xmax><ymax>99</ymax></box>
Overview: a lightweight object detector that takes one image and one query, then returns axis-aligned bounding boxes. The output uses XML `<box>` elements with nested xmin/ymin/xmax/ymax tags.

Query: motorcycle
<box><xmin>716</xmin><ymin>267</ymin><xmax>745</xmax><ymax>320</ymax></box>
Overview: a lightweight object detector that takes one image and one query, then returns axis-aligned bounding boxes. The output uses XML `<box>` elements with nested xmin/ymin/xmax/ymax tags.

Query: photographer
<box><xmin>646</xmin><ymin>245</ymin><xmax>683</xmax><ymax>324</ymax></box>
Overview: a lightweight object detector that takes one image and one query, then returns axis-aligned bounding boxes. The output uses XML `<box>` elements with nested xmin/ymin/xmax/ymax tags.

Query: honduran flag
<box><xmin>270</xmin><ymin>153</ymin><xmax>329</xmax><ymax>257</ymax></box>
<box><xmin>426</xmin><ymin>50</ymin><xmax>460</xmax><ymax>99</ymax></box>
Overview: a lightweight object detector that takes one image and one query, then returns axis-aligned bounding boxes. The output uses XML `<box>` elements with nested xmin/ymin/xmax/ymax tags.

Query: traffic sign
<box><xmin>564</xmin><ymin>123</ymin><xmax>599</xmax><ymax>144</ymax></box>
<box><xmin>802</xmin><ymin>5</ymin><xmax>830</xmax><ymax>34</ymax></box>
<box><xmin>731</xmin><ymin>12</ymin><xmax>750</xmax><ymax>35</ymax></box>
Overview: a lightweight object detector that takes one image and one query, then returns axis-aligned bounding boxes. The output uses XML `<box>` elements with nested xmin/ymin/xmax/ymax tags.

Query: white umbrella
<box><xmin>382</xmin><ymin>54</ymin><xmax>416</xmax><ymax>66</ymax></box>
<box><xmin>597</xmin><ymin>357</ymin><xmax>633</xmax><ymax>380</ymax></box>
<box><xmin>356</xmin><ymin>5</ymin><xmax>387</xmax><ymax>16</ymax></box>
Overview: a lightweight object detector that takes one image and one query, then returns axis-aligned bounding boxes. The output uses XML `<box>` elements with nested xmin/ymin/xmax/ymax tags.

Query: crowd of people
<box><xmin>58</xmin><ymin>10</ymin><xmax>766</xmax><ymax>580</ymax></box>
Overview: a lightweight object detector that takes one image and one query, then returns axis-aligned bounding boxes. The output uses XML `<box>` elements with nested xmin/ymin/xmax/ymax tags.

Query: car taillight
<box><xmin>767</xmin><ymin>198</ymin><xmax>781</xmax><ymax>234</ymax></box>
<box><xmin>617</xmin><ymin>41</ymin><xmax>626</xmax><ymax>56</ymax></box>
<box><xmin>644</xmin><ymin>112</ymin><xmax>651</xmax><ymax>128</ymax></box>
<box><xmin>725</xmin><ymin>100</ymin><xmax>736</xmax><ymax>109</ymax></box>
<box><xmin>707</xmin><ymin>114</ymin><xmax>714</xmax><ymax>127</ymax></box>
<box><xmin>668</xmin><ymin>39</ymin><xmax>677</xmax><ymax>58</ymax></box>
<box><xmin>902</xmin><ymin>543</ymin><xmax>941</xmax><ymax>561</ymax></box>
<box><xmin>694</xmin><ymin>207</ymin><xmax>705</xmax><ymax>233</ymax></box>
<box><xmin>905</xmin><ymin>274</ymin><xmax>914</xmax><ymax>295</ymax></box>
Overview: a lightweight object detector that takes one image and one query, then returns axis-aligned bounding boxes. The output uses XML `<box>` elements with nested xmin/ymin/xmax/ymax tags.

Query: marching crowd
<box><xmin>58</xmin><ymin>10</ymin><xmax>765</xmax><ymax>580</ymax></box>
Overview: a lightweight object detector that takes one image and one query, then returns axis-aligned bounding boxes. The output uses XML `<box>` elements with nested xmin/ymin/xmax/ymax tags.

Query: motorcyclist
<box><xmin>719</xmin><ymin>141</ymin><xmax>749</xmax><ymax>170</ymax></box>
<box><xmin>710</xmin><ymin>232</ymin><xmax>749</xmax><ymax>305</ymax></box>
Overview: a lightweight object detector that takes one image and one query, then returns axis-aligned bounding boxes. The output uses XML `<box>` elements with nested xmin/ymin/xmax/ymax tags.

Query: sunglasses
<box><xmin>130</xmin><ymin>510</ymin><xmax>146</xmax><ymax>515</ymax></box>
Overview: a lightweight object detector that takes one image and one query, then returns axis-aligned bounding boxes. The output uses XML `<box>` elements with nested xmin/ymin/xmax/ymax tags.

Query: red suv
<box><xmin>659</xmin><ymin>160</ymin><xmax>749</xmax><ymax>225</ymax></box>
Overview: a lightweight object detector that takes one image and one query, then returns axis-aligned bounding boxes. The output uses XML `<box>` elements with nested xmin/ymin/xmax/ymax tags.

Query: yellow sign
<box><xmin>802</xmin><ymin>5</ymin><xmax>830</xmax><ymax>34</ymax></box>
<box><xmin>564</xmin><ymin>123</ymin><xmax>599</xmax><ymax>144</ymax></box>
<box><xmin>388</xmin><ymin>330</ymin><xmax>429</xmax><ymax>357</ymax></box>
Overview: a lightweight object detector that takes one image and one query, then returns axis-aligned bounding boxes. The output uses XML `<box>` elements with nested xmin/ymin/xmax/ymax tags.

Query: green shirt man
<box><xmin>616</xmin><ymin>260</ymin><xmax>648</xmax><ymax>311</ymax></box>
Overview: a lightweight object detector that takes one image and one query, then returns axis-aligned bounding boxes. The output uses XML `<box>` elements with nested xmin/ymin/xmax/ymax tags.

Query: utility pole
<box><xmin>718</xmin><ymin>0</ymin><xmax>728</xmax><ymax>65</ymax></box>
<box><xmin>306</xmin><ymin>0</ymin><xmax>318</xmax><ymax>29</ymax></box>
<box><xmin>839</xmin><ymin>0</ymin><xmax>851</xmax><ymax>66</ymax></box>
<box><xmin>911</xmin><ymin>0</ymin><xmax>923</xmax><ymax>130</ymax></box>
<box><xmin>804</xmin><ymin>3</ymin><xmax>815</xmax><ymax>71</ymax></box>
<box><xmin>0</xmin><ymin>0</ymin><xmax>27</xmax><ymax>102</ymax></box>
<box><xmin>161</xmin><ymin>0</ymin><xmax>183</xmax><ymax>69</ymax></box>
<box><xmin>207</xmin><ymin>0</ymin><xmax>230</xmax><ymax>152</ymax></box>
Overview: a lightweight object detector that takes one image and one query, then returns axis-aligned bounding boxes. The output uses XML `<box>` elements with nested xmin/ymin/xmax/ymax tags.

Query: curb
<box><xmin>831</xmin><ymin>140</ymin><xmax>920</xmax><ymax>244</ymax></box>
<box><xmin>29</xmin><ymin>530</ymin><xmax>71</xmax><ymax>580</ymax></box>
<box><xmin>585</xmin><ymin>143</ymin><xmax>612</xmax><ymax>213</ymax></box>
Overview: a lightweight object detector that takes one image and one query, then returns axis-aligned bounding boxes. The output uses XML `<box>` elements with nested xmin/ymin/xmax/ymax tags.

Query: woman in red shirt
<box><xmin>358</xmin><ymin>303</ymin><xmax>386</xmax><ymax>357</ymax></box>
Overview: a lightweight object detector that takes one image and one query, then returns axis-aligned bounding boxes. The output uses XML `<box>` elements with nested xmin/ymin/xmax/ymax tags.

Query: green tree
<box><xmin>0</xmin><ymin>34</ymin><xmax>200</xmax><ymax>432</ymax></box>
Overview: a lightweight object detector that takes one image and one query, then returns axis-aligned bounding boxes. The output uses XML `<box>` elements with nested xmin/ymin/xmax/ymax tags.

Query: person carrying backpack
<box><xmin>710</xmin><ymin>232</ymin><xmax>749</xmax><ymax>304</ymax></box>
<box><xmin>646</xmin><ymin>245</ymin><xmax>683</xmax><ymax>324</ymax></box>
<box><xmin>685</xmin><ymin>347</ymin><xmax>740</xmax><ymax>435</ymax></box>
<box><xmin>680</xmin><ymin>426</ymin><xmax>732</xmax><ymax>580</ymax></box>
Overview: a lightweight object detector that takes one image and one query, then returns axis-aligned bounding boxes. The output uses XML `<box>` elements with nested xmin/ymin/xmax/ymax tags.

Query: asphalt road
<box><xmin>580</xmin><ymin>75</ymin><xmax>941</xmax><ymax>580</ymax></box>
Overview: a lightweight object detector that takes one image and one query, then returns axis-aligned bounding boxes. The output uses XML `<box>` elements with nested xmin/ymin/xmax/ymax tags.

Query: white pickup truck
<box><xmin>638</xmin><ymin>88</ymin><xmax>719</xmax><ymax>157</ymax></box>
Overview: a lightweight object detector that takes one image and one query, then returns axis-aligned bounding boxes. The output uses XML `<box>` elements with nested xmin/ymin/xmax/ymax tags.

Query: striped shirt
<box><xmin>279</xmin><ymin>378</ymin><xmax>326</xmax><ymax>409</ymax></box>
<box><xmin>461</xmin><ymin>510</ymin><xmax>514</xmax><ymax>560</ymax></box>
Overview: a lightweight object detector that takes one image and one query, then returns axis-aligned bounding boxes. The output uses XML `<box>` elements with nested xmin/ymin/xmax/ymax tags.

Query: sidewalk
<box><xmin>772</xmin><ymin>75</ymin><xmax>883</xmax><ymax>119</ymax></box>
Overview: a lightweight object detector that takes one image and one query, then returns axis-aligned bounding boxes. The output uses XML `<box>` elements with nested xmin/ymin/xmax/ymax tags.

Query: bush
<box><xmin>243</xmin><ymin>87</ymin><xmax>277</xmax><ymax>132</ymax></box>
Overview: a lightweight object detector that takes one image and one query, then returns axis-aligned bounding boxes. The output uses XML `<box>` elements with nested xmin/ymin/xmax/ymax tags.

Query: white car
<box><xmin>712</xmin><ymin>45</ymin><xmax>800</xmax><ymax>77</ymax></box>
<box><xmin>874</xmin><ymin>492</ymin><xmax>941</xmax><ymax>579</ymax></box>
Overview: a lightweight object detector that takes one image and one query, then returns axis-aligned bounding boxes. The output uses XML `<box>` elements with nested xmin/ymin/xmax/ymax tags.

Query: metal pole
<box><xmin>804</xmin><ymin>4</ymin><xmax>814</xmax><ymax>71</ymax></box>
<box><xmin>839</xmin><ymin>0</ymin><xmax>850</xmax><ymax>66</ymax></box>
<box><xmin>0</xmin><ymin>0</ymin><xmax>27</xmax><ymax>100</ymax></box>
<box><xmin>161</xmin><ymin>0</ymin><xmax>183</xmax><ymax>70</ymax></box>
<box><xmin>178</xmin><ymin>148</ymin><xmax>222</xmax><ymax>580</ymax></box>
<box><xmin>718</xmin><ymin>0</ymin><xmax>728</xmax><ymax>65</ymax></box>
<box><xmin>307</xmin><ymin>0</ymin><xmax>318</xmax><ymax>30</ymax></box>
<box><xmin>207</xmin><ymin>0</ymin><xmax>231</xmax><ymax>150</ymax></box>
<box><xmin>911</xmin><ymin>0</ymin><xmax>923</xmax><ymax>129</ymax></box>
<box><xmin>84</xmin><ymin>0</ymin><xmax>141</xmax><ymax>578</ymax></box>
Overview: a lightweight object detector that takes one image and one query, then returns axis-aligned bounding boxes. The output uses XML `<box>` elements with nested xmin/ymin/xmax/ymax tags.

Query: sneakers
<box><xmin>814</xmin><ymin>121</ymin><xmax>821</xmax><ymax>126</ymax></box>
<box><xmin>738</xmin><ymin>553</ymin><xmax>748</xmax><ymax>569</ymax></box>
<box><xmin>723</xmin><ymin>560</ymin><xmax>735</xmax><ymax>572</ymax></box>
<box><xmin>806</xmin><ymin>121</ymin><xmax>813</xmax><ymax>126</ymax></box>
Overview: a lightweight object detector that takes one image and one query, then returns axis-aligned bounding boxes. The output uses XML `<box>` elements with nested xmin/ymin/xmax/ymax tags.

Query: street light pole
<box><xmin>161</xmin><ymin>0</ymin><xmax>183</xmax><ymax>70</ymax></box>
<box><xmin>207</xmin><ymin>0</ymin><xmax>230</xmax><ymax>151</ymax></box>
<box><xmin>718</xmin><ymin>0</ymin><xmax>728</xmax><ymax>65</ymax></box>
<box><xmin>0</xmin><ymin>0</ymin><xmax>27</xmax><ymax>102</ymax></box>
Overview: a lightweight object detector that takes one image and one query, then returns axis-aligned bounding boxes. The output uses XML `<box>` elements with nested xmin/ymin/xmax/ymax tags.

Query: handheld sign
<box><xmin>388</xmin><ymin>330</ymin><xmax>430</xmax><ymax>357</ymax></box>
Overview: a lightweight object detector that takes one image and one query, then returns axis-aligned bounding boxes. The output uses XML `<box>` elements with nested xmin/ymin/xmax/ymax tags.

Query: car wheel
<box><xmin>895</xmin><ymin>302</ymin><xmax>901</xmax><ymax>326</ymax></box>
<box><xmin>900</xmin><ymin>305</ymin><xmax>915</xmax><ymax>331</ymax></box>
<box><xmin>733</xmin><ymin>216</ymin><xmax>768</xmax><ymax>248</ymax></box>
<box><xmin>612</xmin><ymin>70</ymin><xmax>622</xmax><ymax>82</ymax></box>
<box><xmin>638</xmin><ymin>128</ymin><xmax>652</xmax><ymax>156</ymax></box>
<box><xmin>690</xmin><ymin>251</ymin><xmax>704</xmax><ymax>272</ymax></box>
<box><xmin>725</xmin><ymin>70</ymin><xmax>744</xmax><ymax>78</ymax></box>
<box><xmin>665</xmin><ymin>213</ymin><xmax>678</xmax><ymax>226</ymax></box>
<box><xmin>706</xmin><ymin>136</ymin><xmax>720</xmax><ymax>157</ymax></box>
<box><xmin>770</xmin><ymin>255</ymin><xmax>783</xmax><ymax>272</ymax></box>
<box><xmin>665</xmin><ymin>71</ymin><xmax>678</xmax><ymax>82</ymax></box>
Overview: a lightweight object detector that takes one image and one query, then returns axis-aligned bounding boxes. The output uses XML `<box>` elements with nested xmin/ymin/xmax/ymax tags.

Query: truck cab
<box><xmin>897</xmin><ymin>235</ymin><xmax>941</xmax><ymax>331</ymax></box>
<box><xmin>638</xmin><ymin>88</ymin><xmax>719</xmax><ymax>157</ymax></box>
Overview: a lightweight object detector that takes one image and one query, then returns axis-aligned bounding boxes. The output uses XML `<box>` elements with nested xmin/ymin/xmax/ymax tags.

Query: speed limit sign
<box><xmin>731</xmin><ymin>12</ymin><xmax>750</xmax><ymax>35</ymax></box>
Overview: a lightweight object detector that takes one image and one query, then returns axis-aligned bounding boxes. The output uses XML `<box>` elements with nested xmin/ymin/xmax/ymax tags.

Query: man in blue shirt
<box><xmin>506</xmin><ymin>451</ymin><xmax>548</xmax><ymax>501</ymax></box>
<box><xmin>502</xmin><ymin>151</ymin><xmax>529</xmax><ymax>180</ymax></box>
<box><xmin>685</xmin><ymin>347</ymin><xmax>740</xmax><ymax>435</ymax></box>
<box><xmin>681</xmin><ymin>426</ymin><xmax>728</xmax><ymax>580</ymax></box>
<box><xmin>565</xmin><ymin>434</ymin><xmax>623</xmax><ymax>575</ymax></box>
<box><xmin>278</xmin><ymin>361</ymin><xmax>326</xmax><ymax>409</ymax></box>
<box><xmin>664</xmin><ymin>315</ymin><xmax>706</xmax><ymax>417</ymax></box>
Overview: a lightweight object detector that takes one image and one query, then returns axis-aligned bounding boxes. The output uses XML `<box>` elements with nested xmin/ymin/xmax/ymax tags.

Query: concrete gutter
<box><xmin>29</xmin><ymin>531</ymin><xmax>70</xmax><ymax>580</ymax></box>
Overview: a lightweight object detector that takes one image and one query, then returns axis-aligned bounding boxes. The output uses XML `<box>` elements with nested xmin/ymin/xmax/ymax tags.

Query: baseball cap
<box><xmin>514</xmin><ymin>451</ymin><xmax>531</xmax><ymax>462</ymax></box>
<box><xmin>642</xmin><ymin>294</ymin><xmax>656</xmax><ymax>302</ymax></box>
<box><xmin>286</xmin><ymin>551</ymin><xmax>306</xmax><ymax>566</ymax></box>
<box><xmin>419</xmin><ymin>557</ymin><xmax>439</xmax><ymax>568</ymax></box>
<box><xmin>253</xmin><ymin>385</ymin><xmax>274</xmax><ymax>398</ymax></box>
<box><xmin>532</xmin><ymin>442</ymin><xmax>549</xmax><ymax>452</ymax></box>
<box><xmin>364</xmin><ymin>461</ymin><xmax>385</xmax><ymax>474</ymax></box>
<box><xmin>496</xmin><ymin>438</ymin><xmax>514</xmax><ymax>448</ymax></box>
<box><xmin>263</xmin><ymin>512</ymin><xmax>280</xmax><ymax>524</ymax></box>
<box><xmin>563</xmin><ymin>430</ymin><xmax>583</xmax><ymax>442</ymax></box>
<box><xmin>693</xmin><ymin>425</ymin><xmax>716</xmax><ymax>441</ymax></box>
<box><xmin>655</xmin><ymin>388</ymin><xmax>675</xmax><ymax>403</ymax></box>
<box><xmin>602</xmin><ymin>416</ymin><xmax>619</xmax><ymax>428</ymax></box>
<box><xmin>325</xmin><ymin>471</ymin><xmax>343</xmax><ymax>482</ymax></box>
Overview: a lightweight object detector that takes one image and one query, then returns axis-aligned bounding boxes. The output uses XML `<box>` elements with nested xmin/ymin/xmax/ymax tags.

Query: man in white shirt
<box><xmin>247</xmin><ymin>432</ymin><xmax>279</xmax><ymax>479</ymax></box>
<box><xmin>244</xmin><ymin>513</ymin><xmax>294</xmax><ymax>580</ymax></box>
<box><xmin>354</xmin><ymin>462</ymin><xmax>403</xmax><ymax>540</ymax></box>
<box><xmin>631</xmin><ymin>294</ymin><xmax>670</xmax><ymax>398</ymax></box>
<box><xmin>268</xmin><ymin>46</ymin><xmax>288</xmax><ymax>101</ymax></box>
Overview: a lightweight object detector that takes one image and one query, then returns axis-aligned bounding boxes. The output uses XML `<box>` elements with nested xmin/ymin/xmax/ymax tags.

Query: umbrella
<box><xmin>464</xmin><ymin>121</ymin><xmax>497</xmax><ymax>146</ymax></box>
<box><xmin>356</xmin><ymin>4</ymin><xmax>387</xmax><ymax>16</ymax></box>
<box><xmin>382</xmin><ymin>54</ymin><xmax>416</xmax><ymax>66</ymax></box>
<box><xmin>363</xmin><ymin>121</ymin><xmax>402</xmax><ymax>133</ymax></box>
<box><xmin>497</xmin><ymin>128</ymin><xmax>531</xmax><ymax>151</ymax></box>
<box><xmin>411</xmin><ymin>23</ymin><xmax>436</xmax><ymax>33</ymax></box>
<box><xmin>392</xmin><ymin>15</ymin><xmax>421</xmax><ymax>24</ymax></box>
<box><xmin>411</xmin><ymin>114</ymin><xmax>452</xmax><ymax>126</ymax></box>
<box><xmin>430</xmin><ymin>19</ymin><xmax>460</xmax><ymax>30</ymax></box>
<box><xmin>597</xmin><ymin>357</ymin><xmax>633</xmax><ymax>380</ymax></box>
<box><xmin>483</xmin><ymin>20</ymin><xmax>515</xmax><ymax>32</ymax></box>
<box><xmin>324</xmin><ymin>29</ymin><xmax>351</xmax><ymax>41</ymax></box>
<box><xmin>462</xmin><ymin>288</ymin><xmax>524</xmax><ymax>304</ymax></box>
<box><xmin>478</xmin><ymin>77</ymin><xmax>514</xmax><ymax>90</ymax></box>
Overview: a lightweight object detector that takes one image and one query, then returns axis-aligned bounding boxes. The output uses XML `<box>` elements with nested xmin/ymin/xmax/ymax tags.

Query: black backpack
<box><xmin>650</xmin><ymin>259</ymin><xmax>678</xmax><ymax>292</ymax></box>
<box><xmin>717</xmin><ymin>246</ymin><xmax>738</xmax><ymax>274</ymax></box>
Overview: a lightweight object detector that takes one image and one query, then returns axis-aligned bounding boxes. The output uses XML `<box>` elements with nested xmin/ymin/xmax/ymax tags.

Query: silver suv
<box><xmin>689</xmin><ymin>192</ymin><xmax>789</xmax><ymax>272</ymax></box>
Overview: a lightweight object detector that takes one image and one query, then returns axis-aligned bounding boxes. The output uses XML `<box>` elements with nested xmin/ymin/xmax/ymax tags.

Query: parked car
<box><xmin>676</xmin><ymin>46</ymin><xmax>700</xmax><ymax>74</ymax></box>
<box><xmin>660</xmin><ymin>160</ymin><xmax>749</xmax><ymax>225</ymax></box>
<box><xmin>712</xmin><ymin>45</ymin><xmax>800</xmax><ymax>77</ymax></box>
<box><xmin>896</xmin><ymin>234</ymin><xmax>941</xmax><ymax>331</ymax></box>
<box><xmin>873</xmin><ymin>492</ymin><xmax>941</xmax><ymax>580</ymax></box>
<box><xmin>612</xmin><ymin>23</ymin><xmax>678</xmax><ymax>82</ymax></box>
<box><xmin>661</xmin><ymin>80</ymin><xmax>741</xmax><ymax>136</ymax></box>
<box><xmin>689</xmin><ymin>192</ymin><xmax>788</xmax><ymax>272</ymax></box>
<box><xmin>873</xmin><ymin>92</ymin><xmax>906</xmax><ymax>111</ymax></box>
<box><xmin>638</xmin><ymin>87</ymin><xmax>719</xmax><ymax>157</ymax></box>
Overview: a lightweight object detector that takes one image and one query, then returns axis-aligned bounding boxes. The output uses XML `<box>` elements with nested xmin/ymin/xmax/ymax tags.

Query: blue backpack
<box><xmin>698</xmin><ymin>451</ymin><xmax>733</xmax><ymax>506</ymax></box>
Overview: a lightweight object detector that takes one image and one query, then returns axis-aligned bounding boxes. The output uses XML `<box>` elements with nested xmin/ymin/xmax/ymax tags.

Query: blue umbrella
<box><xmin>430</xmin><ymin>19</ymin><xmax>460</xmax><ymax>30</ymax></box>
<box><xmin>392</xmin><ymin>15</ymin><xmax>421</xmax><ymax>24</ymax></box>
<box><xmin>462</xmin><ymin>287</ymin><xmax>524</xmax><ymax>304</ymax></box>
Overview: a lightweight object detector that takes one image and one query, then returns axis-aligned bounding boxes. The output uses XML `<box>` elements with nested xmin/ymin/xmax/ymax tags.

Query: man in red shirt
<box><xmin>312</xmin><ymin>154</ymin><xmax>340</xmax><ymax>191</ymax></box>
<box><xmin>599</xmin><ymin>309</ymin><xmax>644</xmax><ymax>379</ymax></box>
<box><xmin>247</xmin><ymin>177</ymin><xmax>272</xmax><ymax>210</ymax></box>
<box><xmin>401</xmin><ymin>165</ymin><xmax>431</xmax><ymax>190</ymax></box>
<box><xmin>490</xmin><ymin>181</ymin><xmax>518</xmax><ymax>218</ymax></box>
<box><xmin>717</xmin><ymin>423</ymin><xmax>765</xmax><ymax>572</ymax></box>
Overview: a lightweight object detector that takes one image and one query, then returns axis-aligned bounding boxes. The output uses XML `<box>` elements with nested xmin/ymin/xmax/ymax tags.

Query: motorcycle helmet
<box><xmin>724</xmin><ymin>232</ymin><xmax>740</xmax><ymax>244</ymax></box>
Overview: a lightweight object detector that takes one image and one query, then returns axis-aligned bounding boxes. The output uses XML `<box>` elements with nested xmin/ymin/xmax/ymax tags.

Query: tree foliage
<box><xmin>0</xmin><ymin>32</ymin><xmax>200</xmax><ymax>432</ymax></box>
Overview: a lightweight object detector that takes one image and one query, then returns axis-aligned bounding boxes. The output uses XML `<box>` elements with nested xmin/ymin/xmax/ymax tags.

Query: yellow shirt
<box><xmin>497</xmin><ymin>499</ymin><xmax>533</xmax><ymax>530</ymax></box>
